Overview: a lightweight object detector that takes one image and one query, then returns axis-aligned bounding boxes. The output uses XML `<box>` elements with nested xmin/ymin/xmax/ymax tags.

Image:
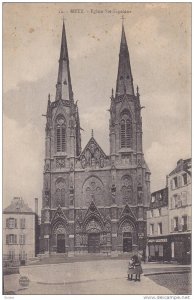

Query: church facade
<box><xmin>40</xmin><ymin>22</ymin><xmax>151</xmax><ymax>255</ymax></box>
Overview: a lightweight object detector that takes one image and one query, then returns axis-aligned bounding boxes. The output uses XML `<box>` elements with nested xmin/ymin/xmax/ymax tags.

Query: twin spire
<box><xmin>55</xmin><ymin>21</ymin><xmax>134</xmax><ymax>101</ymax></box>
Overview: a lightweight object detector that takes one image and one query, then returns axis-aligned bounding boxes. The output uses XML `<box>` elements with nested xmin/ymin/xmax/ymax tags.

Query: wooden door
<box><xmin>88</xmin><ymin>233</ymin><xmax>100</xmax><ymax>253</ymax></box>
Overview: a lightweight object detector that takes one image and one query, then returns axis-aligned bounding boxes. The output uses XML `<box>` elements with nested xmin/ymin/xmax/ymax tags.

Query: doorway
<box><xmin>57</xmin><ymin>234</ymin><xmax>65</xmax><ymax>253</ymax></box>
<box><xmin>123</xmin><ymin>232</ymin><xmax>132</xmax><ymax>252</ymax></box>
<box><xmin>88</xmin><ymin>233</ymin><xmax>100</xmax><ymax>253</ymax></box>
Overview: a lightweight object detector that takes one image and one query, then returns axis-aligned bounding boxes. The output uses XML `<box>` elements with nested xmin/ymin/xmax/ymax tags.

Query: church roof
<box><xmin>3</xmin><ymin>197</ymin><xmax>34</xmax><ymax>214</ymax></box>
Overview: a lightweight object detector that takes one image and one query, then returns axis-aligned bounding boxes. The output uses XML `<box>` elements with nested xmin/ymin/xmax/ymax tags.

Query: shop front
<box><xmin>147</xmin><ymin>236</ymin><xmax>171</xmax><ymax>262</ymax></box>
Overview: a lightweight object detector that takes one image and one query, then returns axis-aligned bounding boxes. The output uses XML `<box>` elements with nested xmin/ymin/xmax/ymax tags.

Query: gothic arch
<box><xmin>82</xmin><ymin>176</ymin><xmax>104</xmax><ymax>206</ymax></box>
<box><xmin>51</xmin><ymin>216</ymin><xmax>69</xmax><ymax>234</ymax></box>
<box><xmin>120</xmin><ymin>109</ymin><xmax>133</xmax><ymax>148</ymax></box>
<box><xmin>55</xmin><ymin>177</ymin><xmax>67</xmax><ymax>207</ymax></box>
<box><xmin>121</xmin><ymin>175</ymin><xmax>133</xmax><ymax>204</ymax></box>
<box><xmin>118</xmin><ymin>218</ymin><xmax>135</xmax><ymax>234</ymax></box>
<box><xmin>83</xmin><ymin>214</ymin><xmax>104</xmax><ymax>233</ymax></box>
<box><xmin>54</xmin><ymin>114</ymin><xmax>67</xmax><ymax>152</ymax></box>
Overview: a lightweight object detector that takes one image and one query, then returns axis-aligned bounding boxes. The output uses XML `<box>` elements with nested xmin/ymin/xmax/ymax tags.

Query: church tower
<box><xmin>109</xmin><ymin>23</ymin><xmax>150</xmax><ymax>251</ymax></box>
<box><xmin>40</xmin><ymin>22</ymin><xmax>81</xmax><ymax>253</ymax></box>
<box><xmin>109</xmin><ymin>23</ymin><xmax>142</xmax><ymax>159</ymax></box>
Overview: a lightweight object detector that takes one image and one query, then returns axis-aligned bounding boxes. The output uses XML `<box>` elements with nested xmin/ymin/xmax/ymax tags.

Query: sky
<box><xmin>3</xmin><ymin>3</ymin><xmax>191</xmax><ymax>213</ymax></box>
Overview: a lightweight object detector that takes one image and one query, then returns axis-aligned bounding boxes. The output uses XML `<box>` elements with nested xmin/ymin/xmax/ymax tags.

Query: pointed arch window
<box><xmin>56</xmin><ymin>116</ymin><xmax>66</xmax><ymax>152</ymax></box>
<box><xmin>120</xmin><ymin>110</ymin><xmax>132</xmax><ymax>148</ymax></box>
<box><xmin>55</xmin><ymin>178</ymin><xmax>66</xmax><ymax>207</ymax></box>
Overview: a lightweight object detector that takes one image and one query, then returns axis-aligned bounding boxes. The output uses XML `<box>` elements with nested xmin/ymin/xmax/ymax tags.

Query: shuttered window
<box><xmin>6</xmin><ymin>234</ymin><xmax>17</xmax><ymax>244</ymax></box>
<box><xmin>6</xmin><ymin>218</ymin><xmax>17</xmax><ymax>229</ymax></box>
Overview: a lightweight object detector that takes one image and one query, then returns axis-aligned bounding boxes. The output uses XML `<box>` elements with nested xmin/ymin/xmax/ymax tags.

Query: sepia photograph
<box><xmin>3</xmin><ymin>2</ymin><xmax>191</xmax><ymax>296</ymax></box>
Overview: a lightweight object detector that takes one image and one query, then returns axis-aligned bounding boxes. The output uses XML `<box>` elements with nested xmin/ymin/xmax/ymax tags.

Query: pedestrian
<box><xmin>127</xmin><ymin>257</ymin><xmax>136</xmax><ymax>281</ymax></box>
<box><xmin>133</xmin><ymin>254</ymin><xmax>143</xmax><ymax>281</ymax></box>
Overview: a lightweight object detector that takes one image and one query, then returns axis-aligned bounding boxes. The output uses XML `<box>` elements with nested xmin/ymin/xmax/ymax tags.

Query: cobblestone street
<box><xmin>148</xmin><ymin>273</ymin><xmax>192</xmax><ymax>295</ymax></box>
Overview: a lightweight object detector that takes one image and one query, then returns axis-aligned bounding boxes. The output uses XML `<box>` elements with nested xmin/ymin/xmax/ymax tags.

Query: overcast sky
<box><xmin>3</xmin><ymin>3</ymin><xmax>191</xmax><ymax>213</ymax></box>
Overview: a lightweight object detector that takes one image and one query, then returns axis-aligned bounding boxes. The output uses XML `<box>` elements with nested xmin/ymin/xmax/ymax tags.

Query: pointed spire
<box><xmin>55</xmin><ymin>21</ymin><xmax>73</xmax><ymax>101</ymax></box>
<box><xmin>116</xmin><ymin>24</ymin><xmax>134</xmax><ymax>96</ymax></box>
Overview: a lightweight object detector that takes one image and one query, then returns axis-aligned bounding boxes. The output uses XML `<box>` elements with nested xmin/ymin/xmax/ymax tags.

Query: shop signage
<box><xmin>148</xmin><ymin>238</ymin><xmax>167</xmax><ymax>243</ymax></box>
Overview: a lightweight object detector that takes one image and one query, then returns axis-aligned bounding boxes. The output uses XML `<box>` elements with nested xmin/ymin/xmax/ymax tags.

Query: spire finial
<box><xmin>121</xmin><ymin>15</ymin><xmax>125</xmax><ymax>26</ymax></box>
<box><xmin>48</xmin><ymin>93</ymin><xmax>50</xmax><ymax>101</ymax></box>
<box><xmin>112</xmin><ymin>88</ymin><xmax>114</xmax><ymax>97</ymax></box>
<box><xmin>91</xmin><ymin>129</ymin><xmax>94</xmax><ymax>137</ymax></box>
<box><xmin>137</xmin><ymin>85</ymin><xmax>139</xmax><ymax>96</ymax></box>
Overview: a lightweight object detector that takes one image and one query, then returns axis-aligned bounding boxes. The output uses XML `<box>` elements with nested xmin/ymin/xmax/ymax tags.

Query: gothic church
<box><xmin>40</xmin><ymin>22</ymin><xmax>151</xmax><ymax>255</ymax></box>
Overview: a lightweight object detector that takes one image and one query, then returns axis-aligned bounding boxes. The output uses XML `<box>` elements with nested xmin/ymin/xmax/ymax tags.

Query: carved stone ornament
<box><xmin>85</xmin><ymin>219</ymin><xmax>102</xmax><ymax>233</ymax></box>
<box><xmin>56</xmin><ymin>158</ymin><xmax>65</xmax><ymax>169</ymax></box>
<box><xmin>53</xmin><ymin>224</ymin><xmax>66</xmax><ymax>235</ymax></box>
<box><xmin>121</xmin><ymin>223</ymin><xmax>133</xmax><ymax>233</ymax></box>
<box><xmin>80</xmin><ymin>138</ymin><xmax>106</xmax><ymax>169</ymax></box>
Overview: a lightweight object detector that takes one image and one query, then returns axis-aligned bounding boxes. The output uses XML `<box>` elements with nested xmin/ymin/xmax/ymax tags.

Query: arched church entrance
<box><xmin>119</xmin><ymin>220</ymin><xmax>135</xmax><ymax>253</ymax></box>
<box><xmin>57</xmin><ymin>234</ymin><xmax>65</xmax><ymax>253</ymax></box>
<box><xmin>52</xmin><ymin>223</ymin><xmax>67</xmax><ymax>253</ymax></box>
<box><xmin>85</xmin><ymin>218</ymin><xmax>102</xmax><ymax>253</ymax></box>
<box><xmin>123</xmin><ymin>232</ymin><xmax>132</xmax><ymax>252</ymax></box>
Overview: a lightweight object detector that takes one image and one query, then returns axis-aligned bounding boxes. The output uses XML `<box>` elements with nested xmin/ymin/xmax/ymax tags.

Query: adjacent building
<box><xmin>3</xmin><ymin>197</ymin><xmax>39</xmax><ymax>264</ymax></box>
<box><xmin>167</xmin><ymin>158</ymin><xmax>191</xmax><ymax>263</ymax></box>
<box><xmin>147</xmin><ymin>158</ymin><xmax>191</xmax><ymax>263</ymax></box>
<box><xmin>40</xmin><ymin>22</ymin><xmax>151</xmax><ymax>255</ymax></box>
<box><xmin>146</xmin><ymin>188</ymin><xmax>170</xmax><ymax>261</ymax></box>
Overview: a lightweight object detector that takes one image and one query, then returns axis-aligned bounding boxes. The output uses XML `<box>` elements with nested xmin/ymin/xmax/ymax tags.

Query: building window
<box><xmin>173</xmin><ymin>194</ymin><xmax>178</xmax><ymax>208</ymax></box>
<box><xmin>121</xmin><ymin>175</ymin><xmax>133</xmax><ymax>204</ymax></box>
<box><xmin>158</xmin><ymin>208</ymin><xmax>161</xmax><ymax>216</ymax></box>
<box><xmin>151</xmin><ymin>195</ymin><xmax>155</xmax><ymax>203</ymax></box>
<box><xmin>182</xmin><ymin>173</ymin><xmax>188</xmax><ymax>185</ymax></box>
<box><xmin>20</xmin><ymin>218</ymin><xmax>26</xmax><ymax>229</ymax></box>
<box><xmin>8</xmin><ymin>250</ymin><xmax>15</xmax><ymax>260</ymax></box>
<box><xmin>158</xmin><ymin>223</ymin><xmax>162</xmax><ymax>235</ymax></box>
<box><xmin>150</xmin><ymin>224</ymin><xmax>154</xmax><ymax>235</ymax></box>
<box><xmin>6</xmin><ymin>234</ymin><xmax>17</xmax><ymax>245</ymax></box>
<box><xmin>19</xmin><ymin>234</ymin><xmax>25</xmax><ymax>245</ymax></box>
<box><xmin>120</xmin><ymin>110</ymin><xmax>132</xmax><ymax>148</ymax></box>
<box><xmin>150</xmin><ymin>210</ymin><xmax>153</xmax><ymax>218</ymax></box>
<box><xmin>174</xmin><ymin>217</ymin><xmax>178</xmax><ymax>231</ymax></box>
<box><xmin>55</xmin><ymin>178</ymin><xmax>66</xmax><ymax>207</ymax></box>
<box><xmin>6</xmin><ymin>218</ymin><xmax>17</xmax><ymax>229</ymax></box>
<box><xmin>20</xmin><ymin>250</ymin><xmax>26</xmax><ymax>261</ymax></box>
<box><xmin>182</xmin><ymin>216</ymin><xmax>187</xmax><ymax>231</ymax></box>
<box><xmin>173</xmin><ymin>177</ymin><xmax>178</xmax><ymax>189</ymax></box>
<box><xmin>181</xmin><ymin>191</ymin><xmax>187</xmax><ymax>206</ymax></box>
<box><xmin>55</xmin><ymin>116</ymin><xmax>66</xmax><ymax>152</ymax></box>
<box><xmin>158</xmin><ymin>193</ymin><xmax>162</xmax><ymax>201</ymax></box>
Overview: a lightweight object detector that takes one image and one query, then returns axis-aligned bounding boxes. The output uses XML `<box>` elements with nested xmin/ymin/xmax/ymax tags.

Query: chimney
<box><xmin>35</xmin><ymin>198</ymin><xmax>38</xmax><ymax>215</ymax></box>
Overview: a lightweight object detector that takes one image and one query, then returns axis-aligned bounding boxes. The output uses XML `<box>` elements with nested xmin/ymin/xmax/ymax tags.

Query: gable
<box><xmin>79</xmin><ymin>137</ymin><xmax>107</xmax><ymax>169</ymax></box>
<box><xmin>119</xmin><ymin>204</ymin><xmax>136</xmax><ymax>221</ymax></box>
<box><xmin>83</xmin><ymin>201</ymin><xmax>104</xmax><ymax>224</ymax></box>
<box><xmin>51</xmin><ymin>205</ymin><xmax>68</xmax><ymax>224</ymax></box>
